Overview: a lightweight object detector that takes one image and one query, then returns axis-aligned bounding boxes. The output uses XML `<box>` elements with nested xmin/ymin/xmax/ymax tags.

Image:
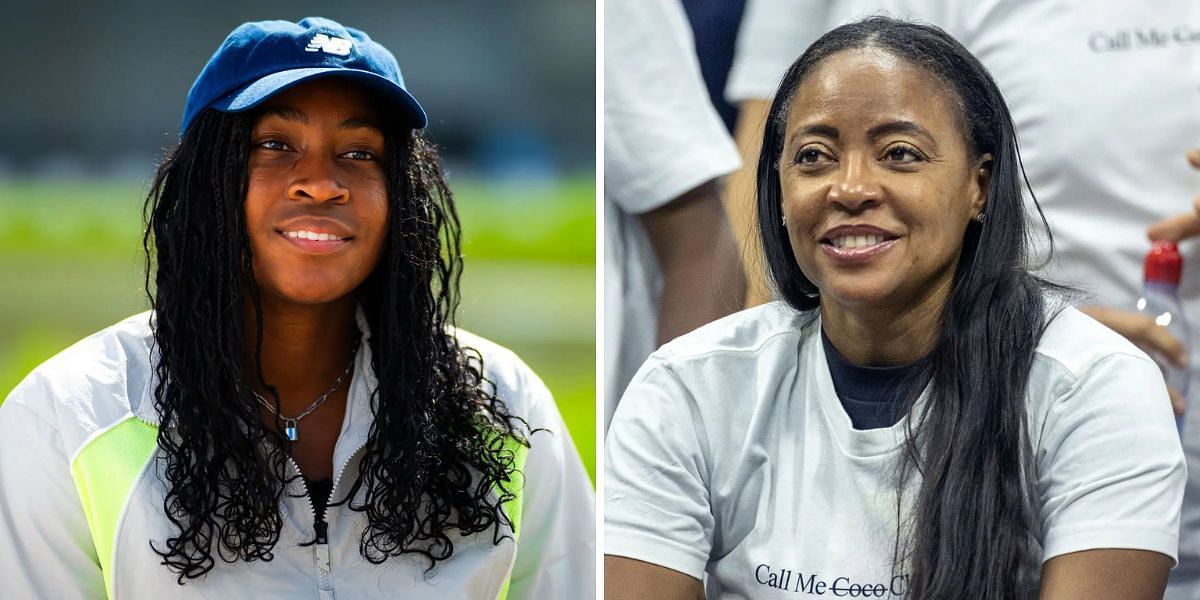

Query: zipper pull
<box><xmin>314</xmin><ymin>522</ymin><xmax>333</xmax><ymax>591</ymax></box>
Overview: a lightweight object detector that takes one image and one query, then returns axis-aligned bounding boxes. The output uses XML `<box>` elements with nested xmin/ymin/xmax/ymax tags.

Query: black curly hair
<box><xmin>142</xmin><ymin>100</ymin><xmax>528</xmax><ymax>582</ymax></box>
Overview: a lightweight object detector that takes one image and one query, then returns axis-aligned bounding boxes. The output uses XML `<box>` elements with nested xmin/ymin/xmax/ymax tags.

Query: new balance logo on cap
<box><xmin>305</xmin><ymin>33</ymin><xmax>353</xmax><ymax>56</ymax></box>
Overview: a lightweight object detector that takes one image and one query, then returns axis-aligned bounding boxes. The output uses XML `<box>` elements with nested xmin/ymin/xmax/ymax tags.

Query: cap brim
<box><xmin>210</xmin><ymin>68</ymin><xmax>428</xmax><ymax>129</ymax></box>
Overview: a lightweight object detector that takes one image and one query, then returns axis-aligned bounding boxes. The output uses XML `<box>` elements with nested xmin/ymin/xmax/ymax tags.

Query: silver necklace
<box><xmin>252</xmin><ymin>350</ymin><xmax>357</xmax><ymax>442</ymax></box>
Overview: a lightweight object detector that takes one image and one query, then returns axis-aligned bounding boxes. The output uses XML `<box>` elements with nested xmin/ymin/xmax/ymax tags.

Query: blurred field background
<box><xmin>0</xmin><ymin>1</ymin><xmax>596</xmax><ymax>479</ymax></box>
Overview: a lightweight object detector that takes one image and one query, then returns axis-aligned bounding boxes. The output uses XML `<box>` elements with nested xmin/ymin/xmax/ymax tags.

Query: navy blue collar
<box><xmin>820</xmin><ymin>328</ymin><xmax>930</xmax><ymax>429</ymax></box>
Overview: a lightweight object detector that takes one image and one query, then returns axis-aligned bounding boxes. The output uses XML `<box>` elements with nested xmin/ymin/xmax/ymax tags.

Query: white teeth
<box><xmin>284</xmin><ymin>230</ymin><xmax>343</xmax><ymax>241</ymax></box>
<box><xmin>833</xmin><ymin>234</ymin><xmax>883</xmax><ymax>249</ymax></box>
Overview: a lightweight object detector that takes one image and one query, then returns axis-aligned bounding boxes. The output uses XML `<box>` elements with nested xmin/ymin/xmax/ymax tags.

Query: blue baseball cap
<box><xmin>181</xmin><ymin>17</ymin><xmax>428</xmax><ymax>136</ymax></box>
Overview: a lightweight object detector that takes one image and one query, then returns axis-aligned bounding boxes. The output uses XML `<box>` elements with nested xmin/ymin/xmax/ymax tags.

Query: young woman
<box><xmin>0</xmin><ymin>17</ymin><xmax>593</xmax><ymax>599</ymax></box>
<box><xmin>605</xmin><ymin>17</ymin><xmax>1185</xmax><ymax>600</ymax></box>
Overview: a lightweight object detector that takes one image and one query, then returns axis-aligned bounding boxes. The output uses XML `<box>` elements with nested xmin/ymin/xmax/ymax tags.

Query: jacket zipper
<box><xmin>293</xmin><ymin>440</ymin><xmax>368</xmax><ymax>596</ymax></box>
<box><xmin>286</xmin><ymin>455</ymin><xmax>334</xmax><ymax>595</ymax></box>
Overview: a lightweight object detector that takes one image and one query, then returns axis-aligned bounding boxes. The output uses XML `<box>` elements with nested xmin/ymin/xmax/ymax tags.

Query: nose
<box><xmin>826</xmin><ymin>154</ymin><xmax>882</xmax><ymax>212</ymax></box>
<box><xmin>287</xmin><ymin>154</ymin><xmax>349</xmax><ymax>205</ymax></box>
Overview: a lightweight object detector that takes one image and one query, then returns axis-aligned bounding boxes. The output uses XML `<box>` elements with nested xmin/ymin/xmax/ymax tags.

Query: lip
<box><xmin>818</xmin><ymin>224</ymin><xmax>901</xmax><ymax>265</ymax></box>
<box><xmin>275</xmin><ymin>218</ymin><xmax>354</xmax><ymax>256</ymax></box>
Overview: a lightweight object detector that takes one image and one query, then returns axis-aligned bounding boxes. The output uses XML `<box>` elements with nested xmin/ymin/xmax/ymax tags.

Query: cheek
<box><xmin>354</xmin><ymin>184</ymin><xmax>391</xmax><ymax>261</ymax></box>
<box><xmin>243</xmin><ymin>169</ymin><xmax>285</xmax><ymax>234</ymax></box>
<box><xmin>907</xmin><ymin>178</ymin><xmax>974</xmax><ymax>246</ymax></box>
<box><xmin>779</xmin><ymin>181</ymin><xmax>823</xmax><ymax>241</ymax></box>
<box><xmin>778</xmin><ymin>184</ymin><xmax>827</xmax><ymax>281</ymax></box>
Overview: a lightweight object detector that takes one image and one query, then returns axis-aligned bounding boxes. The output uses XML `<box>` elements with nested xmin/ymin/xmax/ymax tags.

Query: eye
<box><xmin>340</xmin><ymin>149</ymin><xmax>377</xmax><ymax>161</ymax></box>
<box><xmin>794</xmin><ymin>145</ymin><xmax>834</xmax><ymax>166</ymax></box>
<box><xmin>881</xmin><ymin>143</ymin><xmax>925</xmax><ymax>163</ymax></box>
<box><xmin>257</xmin><ymin>139</ymin><xmax>292</xmax><ymax>152</ymax></box>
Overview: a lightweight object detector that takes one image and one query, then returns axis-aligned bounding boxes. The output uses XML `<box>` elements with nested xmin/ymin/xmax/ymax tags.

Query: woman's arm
<box><xmin>605</xmin><ymin>556</ymin><xmax>703</xmax><ymax>600</ymax></box>
<box><xmin>1040</xmin><ymin>549</ymin><xmax>1171</xmax><ymax>599</ymax></box>
<box><xmin>726</xmin><ymin>98</ymin><xmax>774</xmax><ymax>308</ymax></box>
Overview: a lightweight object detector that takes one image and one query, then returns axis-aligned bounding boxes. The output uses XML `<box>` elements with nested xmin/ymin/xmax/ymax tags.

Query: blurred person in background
<box><xmin>725</xmin><ymin>2</ymin><xmax>1200</xmax><ymax>596</ymax></box>
<box><xmin>679</xmin><ymin>0</ymin><xmax>748</xmax><ymax>133</ymax></box>
<box><xmin>0</xmin><ymin>17</ymin><xmax>593</xmax><ymax>599</ymax></box>
<box><xmin>604</xmin><ymin>0</ymin><xmax>746</xmax><ymax>431</ymax></box>
<box><xmin>607</xmin><ymin>17</ymin><xmax>1185</xmax><ymax>599</ymax></box>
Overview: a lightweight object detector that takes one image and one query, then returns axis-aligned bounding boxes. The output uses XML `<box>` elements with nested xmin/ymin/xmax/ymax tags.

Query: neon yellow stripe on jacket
<box><xmin>496</xmin><ymin>435</ymin><xmax>529</xmax><ymax>600</ymax></box>
<box><xmin>69</xmin><ymin>416</ymin><xmax>160</xmax><ymax>599</ymax></box>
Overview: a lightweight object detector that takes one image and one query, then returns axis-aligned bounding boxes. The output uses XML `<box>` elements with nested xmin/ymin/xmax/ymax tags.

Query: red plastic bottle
<box><xmin>1136</xmin><ymin>241</ymin><xmax>1189</xmax><ymax>433</ymax></box>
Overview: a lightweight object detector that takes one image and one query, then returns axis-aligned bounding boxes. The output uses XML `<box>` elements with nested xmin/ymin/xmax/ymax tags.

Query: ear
<box><xmin>970</xmin><ymin>153</ymin><xmax>993</xmax><ymax>218</ymax></box>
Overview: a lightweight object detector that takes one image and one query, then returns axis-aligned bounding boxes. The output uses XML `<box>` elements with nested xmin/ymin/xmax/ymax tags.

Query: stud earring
<box><xmin>782</xmin><ymin>214</ymin><xmax>788</xmax><ymax>227</ymax></box>
<box><xmin>975</xmin><ymin>212</ymin><xmax>986</xmax><ymax>224</ymax></box>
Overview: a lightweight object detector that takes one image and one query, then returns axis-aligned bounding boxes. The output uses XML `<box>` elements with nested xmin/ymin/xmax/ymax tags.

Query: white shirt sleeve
<box><xmin>0</xmin><ymin>378</ymin><xmax>106</xmax><ymax>599</ymax></box>
<box><xmin>504</xmin><ymin>362</ymin><xmax>597</xmax><ymax>599</ymax></box>
<box><xmin>1035</xmin><ymin>352</ymin><xmax>1187</xmax><ymax>563</ymax></box>
<box><xmin>603</xmin><ymin>0</ymin><xmax>740</xmax><ymax>215</ymax></box>
<box><xmin>725</xmin><ymin>0</ymin><xmax>834</xmax><ymax>103</ymax></box>
<box><xmin>604</xmin><ymin>359</ymin><xmax>714</xmax><ymax>579</ymax></box>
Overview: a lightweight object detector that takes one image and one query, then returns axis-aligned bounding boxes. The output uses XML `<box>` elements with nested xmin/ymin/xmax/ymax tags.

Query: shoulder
<box><xmin>2</xmin><ymin>311</ymin><xmax>155</xmax><ymax>455</ymax></box>
<box><xmin>648</xmin><ymin>301</ymin><xmax>811</xmax><ymax>373</ymax></box>
<box><xmin>451</xmin><ymin>327</ymin><xmax>552</xmax><ymax>424</ymax></box>
<box><xmin>1026</xmin><ymin>304</ymin><xmax>1177</xmax><ymax>448</ymax></box>
<box><xmin>1032</xmin><ymin>304</ymin><xmax>1158</xmax><ymax>388</ymax></box>
<box><xmin>615</xmin><ymin>302</ymin><xmax>813</xmax><ymax>428</ymax></box>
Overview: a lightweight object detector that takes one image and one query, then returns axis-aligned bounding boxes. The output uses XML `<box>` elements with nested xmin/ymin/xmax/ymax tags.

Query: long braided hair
<box><xmin>143</xmin><ymin>104</ymin><xmax>527</xmax><ymax>581</ymax></box>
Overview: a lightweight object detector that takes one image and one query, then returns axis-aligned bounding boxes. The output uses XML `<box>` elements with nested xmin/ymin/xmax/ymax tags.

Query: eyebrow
<box><xmin>258</xmin><ymin>106</ymin><xmax>308</xmax><ymax>125</ymax></box>
<box><xmin>793</xmin><ymin>124</ymin><xmax>840</xmax><ymax>141</ymax></box>
<box><xmin>787</xmin><ymin>120</ymin><xmax>936</xmax><ymax>148</ymax></box>
<box><xmin>337</xmin><ymin>117</ymin><xmax>383</xmax><ymax>133</ymax></box>
<box><xmin>256</xmin><ymin>107</ymin><xmax>383</xmax><ymax>134</ymax></box>
<box><xmin>866</xmin><ymin>120</ymin><xmax>933</xmax><ymax>141</ymax></box>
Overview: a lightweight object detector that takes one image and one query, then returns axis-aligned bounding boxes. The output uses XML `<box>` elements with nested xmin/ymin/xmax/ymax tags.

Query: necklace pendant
<box><xmin>284</xmin><ymin>419</ymin><xmax>299</xmax><ymax>442</ymax></box>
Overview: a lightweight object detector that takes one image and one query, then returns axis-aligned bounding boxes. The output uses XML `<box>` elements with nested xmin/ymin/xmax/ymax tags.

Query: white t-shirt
<box><xmin>603</xmin><ymin>0</ymin><xmax>741</xmax><ymax>430</ymax></box>
<box><xmin>606</xmin><ymin>302</ymin><xmax>1186</xmax><ymax>597</ymax></box>
<box><xmin>726</xmin><ymin>2</ymin><xmax>1200</xmax><ymax>594</ymax></box>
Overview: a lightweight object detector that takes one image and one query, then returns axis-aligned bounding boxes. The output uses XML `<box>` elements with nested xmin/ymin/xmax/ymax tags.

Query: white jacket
<box><xmin>0</xmin><ymin>311</ymin><xmax>595</xmax><ymax>599</ymax></box>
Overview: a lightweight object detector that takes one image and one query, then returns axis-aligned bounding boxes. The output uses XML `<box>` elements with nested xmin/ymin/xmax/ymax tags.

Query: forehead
<box><xmin>255</xmin><ymin>78</ymin><xmax>383</xmax><ymax>125</ymax></box>
<box><xmin>785</xmin><ymin>47</ymin><xmax>965</xmax><ymax>139</ymax></box>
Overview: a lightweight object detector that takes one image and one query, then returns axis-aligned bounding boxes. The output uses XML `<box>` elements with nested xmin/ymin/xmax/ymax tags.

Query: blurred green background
<box><xmin>0</xmin><ymin>178</ymin><xmax>596</xmax><ymax>480</ymax></box>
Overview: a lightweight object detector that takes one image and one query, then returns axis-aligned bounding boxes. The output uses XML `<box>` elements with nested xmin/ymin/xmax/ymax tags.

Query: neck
<box><xmin>241</xmin><ymin>292</ymin><xmax>359</xmax><ymax>414</ymax></box>
<box><xmin>819</xmin><ymin>277</ymin><xmax>951</xmax><ymax>367</ymax></box>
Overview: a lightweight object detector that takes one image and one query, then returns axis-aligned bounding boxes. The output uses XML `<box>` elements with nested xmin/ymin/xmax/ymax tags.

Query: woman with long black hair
<box><xmin>0</xmin><ymin>17</ymin><xmax>593</xmax><ymax>599</ymax></box>
<box><xmin>605</xmin><ymin>16</ymin><xmax>1184</xmax><ymax>600</ymax></box>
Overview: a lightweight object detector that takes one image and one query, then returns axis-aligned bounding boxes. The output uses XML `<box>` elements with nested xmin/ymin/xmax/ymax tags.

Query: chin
<box><xmin>261</xmin><ymin>277</ymin><xmax>360</xmax><ymax>306</ymax></box>
<box><xmin>819</xmin><ymin>279</ymin><xmax>897</xmax><ymax>309</ymax></box>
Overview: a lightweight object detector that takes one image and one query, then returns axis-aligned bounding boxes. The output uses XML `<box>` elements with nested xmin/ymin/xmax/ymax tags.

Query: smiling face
<box><xmin>779</xmin><ymin>47</ymin><xmax>989</xmax><ymax>313</ymax></box>
<box><xmin>243</xmin><ymin>78</ymin><xmax>390</xmax><ymax>306</ymax></box>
